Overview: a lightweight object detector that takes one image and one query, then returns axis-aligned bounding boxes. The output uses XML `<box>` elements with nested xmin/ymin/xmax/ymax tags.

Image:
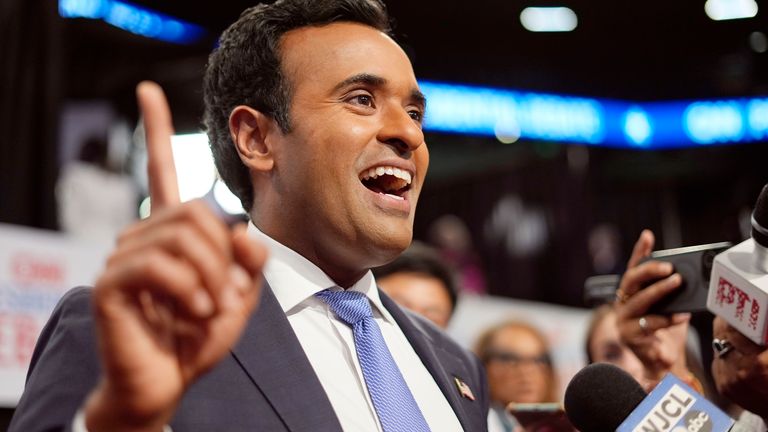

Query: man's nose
<box><xmin>377</xmin><ymin>105</ymin><xmax>424</xmax><ymax>155</ymax></box>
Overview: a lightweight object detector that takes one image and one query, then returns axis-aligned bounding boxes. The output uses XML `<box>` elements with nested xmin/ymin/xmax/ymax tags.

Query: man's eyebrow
<box><xmin>333</xmin><ymin>73</ymin><xmax>387</xmax><ymax>92</ymax></box>
<box><xmin>410</xmin><ymin>89</ymin><xmax>427</xmax><ymax>110</ymax></box>
<box><xmin>333</xmin><ymin>73</ymin><xmax>427</xmax><ymax>109</ymax></box>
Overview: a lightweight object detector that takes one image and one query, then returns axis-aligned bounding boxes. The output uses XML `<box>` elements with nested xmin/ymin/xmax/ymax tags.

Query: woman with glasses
<box><xmin>475</xmin><ymin>321</ymin><xmax>558</xmax><ymax>432</ymax></box>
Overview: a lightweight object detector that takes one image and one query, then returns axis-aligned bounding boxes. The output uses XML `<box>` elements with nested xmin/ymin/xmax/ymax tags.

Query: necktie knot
<box><xmin>316</xmin><ymin>289</ymin><xmax>372</xmax><ymax>326</ymax></box>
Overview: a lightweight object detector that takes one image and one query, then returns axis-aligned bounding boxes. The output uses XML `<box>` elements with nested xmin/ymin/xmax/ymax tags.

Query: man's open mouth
<box><xmin>360</xmin><ymin>165</ymin><xmax>413</xmax><ymax>201</ymax></box>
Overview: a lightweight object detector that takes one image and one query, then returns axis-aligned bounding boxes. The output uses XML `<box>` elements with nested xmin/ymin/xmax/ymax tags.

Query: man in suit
<box><xmin>9</xmin><ymin>1</ymin><xmax>489</xmax><ymax>431</ymax></box>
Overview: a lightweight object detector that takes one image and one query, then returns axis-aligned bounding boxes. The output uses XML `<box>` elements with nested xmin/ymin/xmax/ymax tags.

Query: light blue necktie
<box><xmin>316</xmin><ymin>289</ymin><xmax>431</xmax><ymax>432</ymax></box>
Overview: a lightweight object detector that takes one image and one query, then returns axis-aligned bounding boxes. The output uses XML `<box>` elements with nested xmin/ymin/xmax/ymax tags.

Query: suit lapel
<box><xmin>380</xmin><ymin>291</ymin><xmax>474</xmax><ymax>431</ymax></box>
<box><xmin>231</xmin><ymin>282</ymin><xmax>342</xmax><ymax>432</ymax></box>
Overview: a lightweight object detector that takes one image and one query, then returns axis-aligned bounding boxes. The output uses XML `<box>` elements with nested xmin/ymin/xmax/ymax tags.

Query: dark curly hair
<box><xmin>203</xmin><ymin>0</ymin><xmax>392</xmax><ymax>212</ymax></box>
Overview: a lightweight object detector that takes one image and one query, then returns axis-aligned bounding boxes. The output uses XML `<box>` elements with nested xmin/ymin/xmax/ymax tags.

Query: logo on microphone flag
<box><xmin>617</xmin><ymin>374</ymin><xmax>733</xmax><ymax>432</ymax></box>
<box><xmin>706</xmin><ymin>238</ymin><xmax>768</xmax><ymax>345</ymax></box>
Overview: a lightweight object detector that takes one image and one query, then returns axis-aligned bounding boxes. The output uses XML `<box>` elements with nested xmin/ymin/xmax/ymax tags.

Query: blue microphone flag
<box><xmin>617</xmin><ymin>373</ymin><xmax>733</xmax><ymax>432</ymax></box>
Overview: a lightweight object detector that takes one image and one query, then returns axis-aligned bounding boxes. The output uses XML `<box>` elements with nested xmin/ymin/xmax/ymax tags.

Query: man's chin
<box><xmin>363</xmin><ymin>229</ymin><xmax>413</xmax><ymax>267</ymax></box>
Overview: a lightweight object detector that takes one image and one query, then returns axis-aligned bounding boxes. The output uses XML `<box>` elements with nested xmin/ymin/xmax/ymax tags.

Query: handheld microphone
<box><xmin>564</xmin><ymin>363</ymin><xmax>646</xmax><ymax>431</ymax></box>
<box><xmin>564</xmin><ymin>363</ymin><xmax>734</xmax><ymax>432</ymax></box>
<box><xmin>707</xmin><ymin>183</ymin><xmax>768</xmax><ymax>345</ymax></box>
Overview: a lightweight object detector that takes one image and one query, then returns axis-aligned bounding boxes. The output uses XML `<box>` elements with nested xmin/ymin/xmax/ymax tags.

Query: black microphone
<box><xmin>564</xmin><ymin>363</ymin><xmax>646</xmax><ymax>431</ymax></box>
<box><xmin>565</xmin><ymin>363</ymin><xmax>735</xmax><ymax>432</ymax></box>
<box><xmin>752</xmin><ymin>184</ymin><xmax>768</xmax><ymax>253</ymax></box>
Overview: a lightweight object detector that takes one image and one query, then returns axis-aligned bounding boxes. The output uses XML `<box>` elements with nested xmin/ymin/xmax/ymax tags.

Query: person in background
<box><xmin>711</xmin><ymin>316</ymin><xmax>768</xmax><ymax>431</ymax></box>
<box><xmin>373</xmin><ymin>241</ymin><xmax>458</xmax><ymax>329</ymax></box>
<box><xmin>613</xmin><ymin>230</ymin><xmax>701</xmax><ymax>391</ymax></box>
<box><xmin>585</xmin><ymin>304</ymin><xmax>651</xmax><ymax>388</ymax></box>
<box><xmin>586</xmin><ymin>303</ymin><xmax>713</xmax><ymax>396</ymax></box>
<box><xmin>429</xmin><ymin>214</ymin><xmax>487</xmax><ymax>295</ymax></box>
<box><xmin>56</xmin><ymin>136</ymin><xmax>137</xmax><ymax>241</ymax></box>
<box><xmin>475</xmin><ymin>321</ymin><xmax>558</xmax><ymax>432</ymax></box>
<box><xmin>614</xmin><ymin>229</ymin><xmax>766</xmax><ymax>431</ymax></box>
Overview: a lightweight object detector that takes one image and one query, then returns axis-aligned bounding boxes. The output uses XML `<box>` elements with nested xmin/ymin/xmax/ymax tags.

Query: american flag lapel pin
<box><xmin>454</xmin><ymin>377</ymin><xmax>475</xmax><ymax>401</ymax></box>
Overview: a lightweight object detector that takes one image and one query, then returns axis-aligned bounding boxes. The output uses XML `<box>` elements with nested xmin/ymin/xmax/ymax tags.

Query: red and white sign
<box><xmin>707</xmin><ymin>239</ymin><xmax>768</xmax><ymax>345</ymax></box>
<box><xmin>0</xmin><ymin>223</ymin><xmax>110</xmax><ymax>407</ymax></box>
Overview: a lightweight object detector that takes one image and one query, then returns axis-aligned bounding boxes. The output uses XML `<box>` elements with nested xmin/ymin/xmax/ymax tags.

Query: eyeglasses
<box><xmin>486</xmin><ymin>350</ymin><xmax>551</xmax><ymax>368</ymax></box>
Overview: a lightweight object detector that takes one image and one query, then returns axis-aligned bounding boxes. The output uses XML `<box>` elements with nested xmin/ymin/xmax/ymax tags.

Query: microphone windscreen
<box><xmin>753</xmin><ymin>183</ymin><xmax>768</xmax><ymax>247</ymax></box>
<box><xmin>564</xmin><ymin>363</ymin><xmax>647</xmax><ymax>432</ymax></box>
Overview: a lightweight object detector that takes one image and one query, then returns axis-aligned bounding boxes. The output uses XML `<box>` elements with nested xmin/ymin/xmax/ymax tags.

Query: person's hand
<box><xmin>83</xmin><ymin>81</ymin><xmax>266</xmax><ymax>432</ymax></box>
<box><xmin>615</xmin><ymin>230</ymin><xmax>690</xmax><ymax>385</ymax></box>
<box><xmin>712</xmin><ymin>316</ymin><xmax>768</xmax><ymax>421</ymax></box>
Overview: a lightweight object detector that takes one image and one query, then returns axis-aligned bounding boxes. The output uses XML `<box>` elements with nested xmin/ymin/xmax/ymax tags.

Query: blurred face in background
<box><xmin>588</xmin><ymin>309</ymin><xmax>648</xmax><ymax>388</ymax></box>
<box><xmin>485</xmin><ymin>325</ymin><xmax>554</xmax><ymax>405</ymax></box>
<box><xmin>377</xmin><ymin>271</ymin><xmax>453</xmax><ymax>328</ymax></box>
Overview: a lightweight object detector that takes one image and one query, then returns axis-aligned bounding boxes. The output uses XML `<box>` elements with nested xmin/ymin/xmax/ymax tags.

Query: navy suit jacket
<box><xmin>10</xmin><ymin>283</ymin><xmax>489</xmax><ymax>431</ymax></box>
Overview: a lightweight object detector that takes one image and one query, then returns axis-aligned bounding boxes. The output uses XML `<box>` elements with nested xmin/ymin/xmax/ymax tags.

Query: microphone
<box><xmin>564</xmin><ymin>363</ymin><xmax>646</xmax><ymax>431</ymax></box>
<box><xmin>564</xmin><ymin>363</ymin><xmax>734</xmax><ymax>432</ymax></box>
<box><xmin>707</xmin><ymin>183</ymin><xmax>768</xmax><ymax>345</ymax></box>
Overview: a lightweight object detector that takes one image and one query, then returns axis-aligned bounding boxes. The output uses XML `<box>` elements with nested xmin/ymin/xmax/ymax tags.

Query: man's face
<box><xmin>266</xmin><ymin>22</ymin><xmax>428</xmax><ymax>285</ymax></box>
<box><xmin>377</xmin><ymin>272</ymin><xmax>453</xmax><ymax>329</ymax></box>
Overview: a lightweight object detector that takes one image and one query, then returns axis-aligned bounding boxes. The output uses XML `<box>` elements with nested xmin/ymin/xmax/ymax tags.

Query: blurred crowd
<box><xmin>51</xmin><ymin>163</ymin><xmax>768</xmax><ymax>430</ymax></box>
<box><xmin>371</xmin><ymin>227</ymin><xmax>768</xmax><ymax>432</ymax></box>
<box><xmin>44</xmin><ymin>111</ymin><xmax>768</xmax><ymax>432</ymax></box>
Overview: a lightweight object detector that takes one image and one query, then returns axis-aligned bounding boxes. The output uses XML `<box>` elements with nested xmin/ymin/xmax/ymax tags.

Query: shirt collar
<box><xmin>248</xmin><ymin>224</ymin><xmax>393</xmax><ymax>323</ymax></box>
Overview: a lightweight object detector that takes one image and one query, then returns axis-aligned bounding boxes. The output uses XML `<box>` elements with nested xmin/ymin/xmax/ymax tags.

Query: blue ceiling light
<box><xmin>419</xmin><ymin>80</ymin><xmax>768</xmax><ymax>149</ymax></box>
<box><xmin>683</xmin><ymin>101</ymin><xmax>745</xmax><ymax>144</ymax></box>
<box><xmin>623</xmin><ymin>106</ymin><xmax>653</xmax><ymax>147</ymax></box>
<box><xmin>747</xmin><ymin>99</ymin><xmax>768</xmax><ymax>140</ymax></box>
<box><xmin>55</xmin><ymin>0</ymin><xmax>768</xmax><ymax>150</ymax></box>
<box><xmin>419</xmin><ymin>81</ymin><xmax>603</xmax><ymax>145</ymax></box>
<box><xmin>59</xmin><ymin>0</ymin><xmax>206</xmax><ymax>45</ymax></box>
<box><xmin>59</xmin><ymin>0</ymin><xmax>104</xmax><ymax>19</ymax></box>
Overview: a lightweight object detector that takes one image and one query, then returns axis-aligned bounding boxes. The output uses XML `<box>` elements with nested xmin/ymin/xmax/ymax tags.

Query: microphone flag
<box><xmin>617</xmin><ymin>373</ymin><xmax>733</xmax><ymax>432</ymax></box>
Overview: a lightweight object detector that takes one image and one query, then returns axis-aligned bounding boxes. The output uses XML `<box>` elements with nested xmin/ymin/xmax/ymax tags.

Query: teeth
<box><xmin>361</xmin><ymin>166</ymin><xmax>412</xmax><ymax>185</ymax></box>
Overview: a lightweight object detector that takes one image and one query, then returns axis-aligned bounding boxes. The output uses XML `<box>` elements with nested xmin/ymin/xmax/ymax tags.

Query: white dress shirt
<box><xmin>252</xmin><ymin>225</ymin><xmax>464</xmax><ymax>432</ymax></box>
<box><xmin>487</xmin><ymin>404</ymin><xmax>521</xmax><ymax>432</ymax></box>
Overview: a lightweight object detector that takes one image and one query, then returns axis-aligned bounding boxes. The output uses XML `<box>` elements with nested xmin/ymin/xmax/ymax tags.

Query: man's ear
<box><xmin>228</xmin><ymin>105</ymin><xmax>278</xmax><ymax>172</ymax></box>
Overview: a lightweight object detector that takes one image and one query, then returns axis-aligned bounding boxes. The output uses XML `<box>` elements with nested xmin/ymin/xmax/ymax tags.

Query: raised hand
<box><xmin>83</xmin><ymin>82</ymin><xmax>266</xmax><ymax>432</ymax></box>
<box><xmin>712</xmin><ymin>316</ymin><xmax>768</xmax><ymax>421</ymax></box>
<box><xmin>615</xmin><ymin>230</ymin><xmax>690</xmax><ymax>384</ymax></box>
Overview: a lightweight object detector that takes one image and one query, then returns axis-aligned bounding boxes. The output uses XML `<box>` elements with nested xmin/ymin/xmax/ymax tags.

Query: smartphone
<box><xmin>639</xmin><ymin>241</ymin><xmax>732</xmax><ymax>314</ymax></box>
<box><xmin>507</xmin><ymin>403</ymin><xmax>575</xmax><ymax>432</ymax></box>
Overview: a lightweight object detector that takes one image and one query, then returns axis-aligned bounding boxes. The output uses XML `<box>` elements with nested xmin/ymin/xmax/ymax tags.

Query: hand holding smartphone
<box><xmin>639</xmin><ymin>242</ymin><xmax>731</xmax><ymax>314</ymax></box>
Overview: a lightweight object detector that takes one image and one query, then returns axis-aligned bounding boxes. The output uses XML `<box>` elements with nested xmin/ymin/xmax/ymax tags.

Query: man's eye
<box><xmin>408</xmin><ymin>110</ymin><xmax>423</xmax><ymax>122</ymax></box>
<box><xmin>351</xmin><ymin>94</ymin><xmax>373</xmax><ymax>107</ymax></box>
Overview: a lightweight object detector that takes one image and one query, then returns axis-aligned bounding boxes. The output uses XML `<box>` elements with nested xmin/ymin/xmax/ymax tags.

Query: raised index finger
<box><xmin>627</xmin><ymin>229</ymin><xmax>655</xmax><ymax>269</ymax></box>
<box><xmin>137</xmin><ymin>81</ymin><xmax>180</xmax><ymax>210</ymax></box>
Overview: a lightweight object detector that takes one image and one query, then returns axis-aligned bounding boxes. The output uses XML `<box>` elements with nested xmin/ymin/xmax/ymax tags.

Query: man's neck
<box><xmin>251</xmin><ymin>221</ymin><xmax>369</xmax><ymax>289</ymax></box>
